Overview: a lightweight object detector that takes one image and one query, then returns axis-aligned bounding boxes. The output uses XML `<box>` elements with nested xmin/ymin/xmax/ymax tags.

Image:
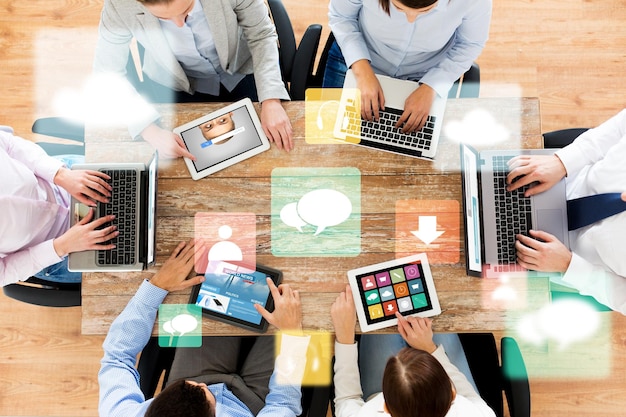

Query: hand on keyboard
<box><xmin>351</xmin><ymin>59</ymin><xmax>385</xmax><ymax>121</ymax></box>
<box><xmin>396</xmin><ymin>84</ymin><xmax>436</xmax><ymax>133</ymax></box>
<box><xmin>53</xmin><ymin>209</ymin><xmax>117</xmax><ymax>257</ymax></box>
<box><xmin>54</xmin><ymin>167</ymin><xmax>112</xmax><ymax>207</ymax></box>
<box><xmin>515</xmin><ymin>230</ymin><xmax>572</xmax><ymax>273</ymax></box>
<box><xmin>506</xmin><ymin>154</ymin><xmax>567</xmax><ymax>197</ymax></box>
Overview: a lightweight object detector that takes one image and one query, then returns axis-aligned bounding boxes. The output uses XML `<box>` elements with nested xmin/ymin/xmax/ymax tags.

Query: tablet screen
<box><xmin>190</xmin><ymin>261</ymin><xmax>282</xmax><ymax>332</ymax></box>
<box><xmin>348</xmin><ymin>253</ymin><xmax>441</xmax><ymax>332</ymax></box>
<box><xmin>178</xmin><ymin>100</ymin><xmax>267</xmax><ymax>175</ymax></box>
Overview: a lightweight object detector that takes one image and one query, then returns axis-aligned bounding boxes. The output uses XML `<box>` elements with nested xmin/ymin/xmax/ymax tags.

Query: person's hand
<box><xmin>54</xmin><ymin>167</ymin><xmax>112</xmax><ymax>207</ymax></box>
<box><xmin>141</xmin><ymin>123</ymin><xmax>196</xmax><ymax>160</ymax></box>
<box><xmin>396</xmin><ymin>84</ymin><xmax>436</xmax><ymax>132</ymax></box>
<box><xmin>506</xmin><ymin>154</ymin><xmax>567</xmax><ymax>197</ymax></box>
<box><xmin>52</xmin><ymin>209</ymin><xmax>118</xmax><ymax>256</ymax></box>
<box><xmin>351</xmin><ymin>59</ymin><xmax>385</xmax><ymax>121</ymax></box>
<box><xmin>260</xmin><ymin>99</ymin><xmax>294</xmax><ymax>152</ymax></box>
<box><xmin>149</xmin><ymin>240</ymin><xmax>205</xmax><ymax>292</ymax></box>
<box><xmin>255</xmin><ymin>278</ymin><xmax>302</xmax><ymax>332</ymax></box>
<box><xmin>622</xmin><ymin>191</ymin><xmax>626</xmax><ymax>202</ymax></box>
<box><xmin>330</xmin><ymin>285</ymin><xmax>357</xmax><ymax>344</ymax></box>
<box><xmin>396</xmin><ymin>313</ymin><xmax>437</xmax><ymax>354</ymax></box>
<box><xmin>515</xmin><ymin>230</ymin><xmax>572</xmax><ymax>273</ymax></box>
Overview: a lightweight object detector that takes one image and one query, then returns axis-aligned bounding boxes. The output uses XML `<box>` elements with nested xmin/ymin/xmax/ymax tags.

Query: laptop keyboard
<box><xmin>97</xmin><ymin>169</ymin><xmax>138</xmax><ymax>266</ymax></box>
<box><xmin>342</xmin><ymin>102</ymin><xmax>436</xmax><ymax>151</ymax></box>
<box><xmin>492</xmin><ymin>156</ymin><xmax>533</xmax><ymax>267</ymax></box>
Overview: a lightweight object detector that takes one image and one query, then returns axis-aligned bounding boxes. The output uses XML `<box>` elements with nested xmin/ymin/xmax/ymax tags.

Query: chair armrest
<box><xmin>289</xmin><ymin>24</ymin><xmax>323</xmax><ymax>100</ymax></box>
<box><xmin>501</xmin><ymin>336</ymin><xmax>531</xmax><ymax>417</ymax></box>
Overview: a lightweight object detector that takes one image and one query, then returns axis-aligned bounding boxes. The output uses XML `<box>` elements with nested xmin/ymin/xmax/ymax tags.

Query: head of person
<box><xmin>199</xmin><ymin>112</ymin><xmax>237</xmax><ymax>145</ymax></box>
<box><xmin>137</xmin><ymin>0</ymin><xmax>194</xmax><ymax>27</ymax></box>
<box><xmin>379</xmin><ymin>0</ymin><xmax>438</xmax><ymax>21</ymax></box>
<box><xmin>382</xmin><ymin>347</ymin><xmax>455</xmax><ymax>417</ymax></box>
<box><xmin>145</xmin><ymin>379</ymin><xmax>216</xmax><ymax>417</ymax></box>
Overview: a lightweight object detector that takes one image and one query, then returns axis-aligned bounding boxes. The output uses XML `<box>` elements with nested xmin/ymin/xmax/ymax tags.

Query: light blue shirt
<box><xmin>328</xmin><ymin>0</ymin><xmax>492</xmax><ymax>97</ymax></box>
<box><xmin>159</xmin><ymin>0</ymin><xmax>244</xmax><ymax>95</ymax></box>
<box><xmin>98</xmin><ymin>280</ymin><xmax>308</xmax><ymax>417</ymax></box>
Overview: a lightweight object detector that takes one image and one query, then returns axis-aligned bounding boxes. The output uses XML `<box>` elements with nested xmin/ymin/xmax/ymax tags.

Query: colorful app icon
<box><xmin>390</xmin><ymin>268</ymin><xmax>406</xmax><ymax>283</ymax></box>
<box><xmin>404</xmin><ymin>264</ymin><xmax>421</xmax><ymax>280</ymax></box>
<box><xmin>361</xmin><ymin>275</ymin><xmax>376</xmax><ymax>290</ymax></box>
<box><xmin>271</xmin><ymin>167</ymin><xmax>361</xmax><ymax>257</ymax></box>
<box><xmin>393</xmin><ymin>282</ymin><xmax>409</xmax><ymax>297</ymax></box>
<box><xmin>364</xmin><ymin>289</ymin><xmax>381</xmax><ymax>305</ymax></box>
<box><xmin>382</xmin><ymin>300</ymin><xmax>398</xmax><ymax>316</ymax></box>
<box><xmin>375</xmin><ymin>272</ymin><xmax>390</xmax><ymax>287</ymax></box>
<box><xmin>397</xmin><ymin>296</ymin><xmax>413</xmax><ymax>312</ymax></box>
<box><xmin>408</xmin><ymin>279</ymin><xmax>425</xmax><ymax>294</ymax></box>
<box><xmin>411</xmin><ymin>293</ymin><xmax>429</xmax><ymax>309</ymax></box>
<box><xmin>158</xmin><ymin>304</ymin><xmax>202</xmax><ymax>348</ymax></box>
<box><xmin>379</xmin><ymin>286</ymin><xmax>395</xmax><ymax>302</ymax></box>
<box><xmin>368</xmin><ymin>304</ymin><xmax>384</xmax><ymax>320</ymax></box>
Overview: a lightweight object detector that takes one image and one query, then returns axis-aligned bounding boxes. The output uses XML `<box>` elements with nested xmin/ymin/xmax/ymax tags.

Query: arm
<box><xmin>98</xmin><ymin>241</ymin><xmax>204</xmax><ymax>417</ymax></box>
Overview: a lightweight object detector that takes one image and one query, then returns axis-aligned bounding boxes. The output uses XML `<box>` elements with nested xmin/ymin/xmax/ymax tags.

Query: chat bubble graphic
<box><xmin>516</xmin><ymin>298</ymin><xmax>601</xmax><ymax>351</ymax></box>
<box><xmin>159</xmin><ymin>305</ymin><xmax>202</xmax><ymax>348</ymax></box>
<box><xmin>171</xmin><ymin>313</ymin><xmax>199</xmax><ymax>337</ymax></box>
<box><xmin>297</xmin><ymin>189</ymin><xmax>352</xmax><ymax>235</ymax></box>
<box><xmin>280</xmin><ymin>202</ymin><xmax>307</xmax><ymax>232</ymax></box>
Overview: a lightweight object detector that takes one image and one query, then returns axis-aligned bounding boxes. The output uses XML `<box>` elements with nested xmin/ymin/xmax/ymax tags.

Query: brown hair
<box><xmin>382</xmin><ymin>347</ymin><xmax>454</xmax><ymax>417</ymax></box>
<box><xmin>145</xmin><ymin>379</ymin><xmax>215</xmax><ymax>417</ymax></box>
<box><xmin>136</xmin><ymin>0</ymin><xmax>177</xmax><ymax>5</ymax></box>
<box><xmin>378</xmin><ymin>0</ymin><xmax>438</xmax><ymax>15</ymax></box>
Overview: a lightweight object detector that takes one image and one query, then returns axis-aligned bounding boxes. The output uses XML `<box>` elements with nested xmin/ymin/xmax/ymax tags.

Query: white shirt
<box><xmin>333</xmin><ymin>342</ymin><xmax>495</xmax><ymax>417</ymax></box>
<box><xmin>555</xmin><ymin>109</ymin><xmax>626</xmax><ymax>314</ymax></box>
<box><xmin>159</xmin><ymin>0</ymin><xmax>245</xmax><ymax>95</ymax></box>
<box><xmin>328</xmin><ymin>0</ymin><xmax>492</xmax><ymax>97</ymax></box>
<box><xmin>0</xmin><ymin>127</ymin><xmax>67</xmax><ymax>286</ymax></box>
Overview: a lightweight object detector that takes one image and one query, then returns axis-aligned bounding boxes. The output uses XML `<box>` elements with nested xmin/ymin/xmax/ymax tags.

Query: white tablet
<box><xmin>174</xmin><ymin>98</ymin><xmax>271</xmax><ymax>180</ymax></box>
<box><xmin>347</xmin><ymin>253</ymin><xmax>441</xmax><ymax>332</ymax></box>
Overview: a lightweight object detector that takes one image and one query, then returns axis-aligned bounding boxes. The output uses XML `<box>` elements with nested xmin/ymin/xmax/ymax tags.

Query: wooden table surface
<box><xmin>81</xmin><ymin>97</ymin><xmax>545</xmax><ymax>336</ymax></box>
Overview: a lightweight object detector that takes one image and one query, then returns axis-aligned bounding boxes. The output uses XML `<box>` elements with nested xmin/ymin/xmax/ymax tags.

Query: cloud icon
<box><xmin>443</xmin><ymin>108</ymin><xmax>511</xmax><ymax>146</ymax></box>
<box><xmin>280</xmin><ymin>189</ymin><xmax>352</xmax><ymax>235</ymax></box>
<box><xmin>367</xmin><ymin>293</ymin><xmax>379</xmax><ymax>301</ymax></box>
<box><xmin>381</xmin><ymin>290</ymin><xmax>393</xmax><ymax>297</ymax></box>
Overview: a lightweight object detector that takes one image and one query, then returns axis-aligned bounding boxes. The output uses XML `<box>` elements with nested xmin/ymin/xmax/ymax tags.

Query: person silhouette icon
<box><xmin>208</xmin><ymin>225</ymin><xmax>243</xmax><ymax>262</ymax></box>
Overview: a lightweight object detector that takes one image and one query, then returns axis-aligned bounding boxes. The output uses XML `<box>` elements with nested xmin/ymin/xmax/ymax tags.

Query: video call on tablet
<box><xmin>189</xmin><ymin>261</ymin><xmax>282</xmax><ymax>333</ymax></box>
<box><xmin>347</xmin><ymin>253</ymin><xmax>441</xmax><ymax>332</ymax></box>
<box><xmin>174</xmin><ymin>98</ymin><xmax>270</xmax><ymax>180</ymax></box>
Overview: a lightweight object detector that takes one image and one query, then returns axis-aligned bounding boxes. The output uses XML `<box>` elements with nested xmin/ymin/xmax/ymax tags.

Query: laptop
<box><xmin>333</xmin><ymin>69</ymin><xmax>447</xmax><ymax>160</ymax></box>
<box><xmin>68</xmin><ymin>152</ymin><xmax>158</xmax><ymax>272</ymax></box>
<box><xmin>460</xmin><ymin>144</ymin><xmax>570</xmax><ymax>278</ymax></box>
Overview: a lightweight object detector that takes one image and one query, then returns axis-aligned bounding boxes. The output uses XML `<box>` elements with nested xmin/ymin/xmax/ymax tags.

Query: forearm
<box><xmin>333</xmin><ymin>341</ymin><xmax>365</xmax><ymax>417</ymax></box>
<box><xmin>0</xmin><ymin>241</ymin><xmax>63</xmax><ymax>287</ymax></box>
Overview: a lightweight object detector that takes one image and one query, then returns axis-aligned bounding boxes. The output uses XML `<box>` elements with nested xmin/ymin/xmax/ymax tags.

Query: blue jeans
<box><xmin>358</xmin><ymin>333</ymin><xmax>479</xmax><ymax>400</ymax></box>
<box><xmin>322</xmin><ymin>40</ymin><xmax>349</xmax><ymax>88</ymax></box>
<box><xmin>32</xmin><ymin>154</ymin><xmax>84</xmax><ymax>284</ymax></box>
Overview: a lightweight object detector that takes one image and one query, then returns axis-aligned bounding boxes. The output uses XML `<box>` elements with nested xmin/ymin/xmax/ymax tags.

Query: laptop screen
<box><xmin>460</xmin><ymin>144</ymin><xmax>483</xmax><ymax>277</ymax></box>
<box><xmin>146</xmin><ymin>152</ymin><xmax>158</xmax><ymax>266</ymax></box>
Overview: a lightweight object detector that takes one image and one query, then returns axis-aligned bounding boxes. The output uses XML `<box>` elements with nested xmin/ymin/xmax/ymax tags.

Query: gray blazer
<box><xmin>94</xmin><ymin>0</ymin><xmax>289</xmax><ymax>104</ymax></box>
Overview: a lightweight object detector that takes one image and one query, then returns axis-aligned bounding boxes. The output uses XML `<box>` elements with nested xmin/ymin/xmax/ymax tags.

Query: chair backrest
<box><xmin>542</xmin><ymin>128</ymin><xmax>590</xmax><ymax>148</ymax></box>
<box><xmin>3</xmin><ymin>277</ymin><xmax>81</xmax><ymax>307</ymax></box>
<box><xmin>448</xmin><ymin>62</ymin><xmax>481</xmax><ymax>99</ymax></box>
<box><xmin>267</xmin><ymin>0</ymin><xmax>322</xmax><ymax>100</ymax></box>
<box><xmin>309</xmin><ymin>32</ymin><xmax>336</xmax><ymax>89</ymax></box>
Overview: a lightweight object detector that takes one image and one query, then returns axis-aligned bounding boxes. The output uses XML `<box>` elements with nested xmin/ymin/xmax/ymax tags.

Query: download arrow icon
<box><xmin>410</xmin><ymin>216</ymin><xmax>444</xmax><ymax>245</ymax></box>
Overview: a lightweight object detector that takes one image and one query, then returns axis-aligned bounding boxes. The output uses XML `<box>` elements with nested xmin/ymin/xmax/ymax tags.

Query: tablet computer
<box><xmin>347</xmin><ymin>253</ymin><xmax>441</xmax><ymax>332</ymax></box>
<box><xmin>174</xmin><ymin>98</ymin><xmax>271</xmax><ymax>180</ymax></box>
<box><xmin>189</xmin><ymin>261</ymin><xmax>282</xmax><ymax>333</ymax></box>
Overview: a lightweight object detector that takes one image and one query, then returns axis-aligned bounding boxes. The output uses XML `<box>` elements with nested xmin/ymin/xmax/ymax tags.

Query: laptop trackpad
<box><xmin>536</xmin><ymin>209</ymin><xmax>566</xmax><ymax>243</ymax></box>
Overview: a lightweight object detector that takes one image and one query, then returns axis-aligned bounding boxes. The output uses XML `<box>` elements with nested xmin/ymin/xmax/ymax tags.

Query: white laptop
<box><xmin>460</xmin><ymin>144</ymin><xmax>570</xmax><ymax>278</ymax></box>
<box><xmin>333</xmin><ymin>69</ymin><xmax>447</xmax><ymax>160</ymax></box>
<box><xmin>68</xmin><ymin>152</ymin><xmax>158</xmax><ymax>272</ymax></box>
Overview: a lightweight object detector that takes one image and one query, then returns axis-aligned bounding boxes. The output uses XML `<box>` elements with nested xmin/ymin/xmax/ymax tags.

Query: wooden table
<box><xmin>82</xmin><ymin>97</ymin><xmax>547</xmax><ymax>335</ymax></box>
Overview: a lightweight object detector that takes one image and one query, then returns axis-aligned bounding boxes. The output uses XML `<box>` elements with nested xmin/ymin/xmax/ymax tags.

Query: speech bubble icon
<box><xmin>171</xmin><ymin>313</ymin><xmax>199</xmax><ymax>338</ymax></box>
<box><xmin>280</xmin><ymin>202</ymin><xmax>308</xmax><ymax>232</ymax></box>
<box><xmin>297</xmin><ymin>189</ymin><xmax>352</xmax><ymax>235</ymax></box>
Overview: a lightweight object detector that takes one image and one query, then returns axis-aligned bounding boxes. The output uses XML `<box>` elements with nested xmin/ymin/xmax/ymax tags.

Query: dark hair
<box><xmin>136</xmin><ymin>0</ymin><xmax>177</xmax><ymax>5</ymax></box>
<box><xmin>145</xmin><ymin>379</ymin><xmax>215</xmax><ymax>417</ymax></box>
<box><xmin>378</xmin><ymin>0</ymin><xmax>438</xmax><ymax>15</ymax></box>
<box><xmin>382</xmin><ymin>347</ymin><xmax>454</xmax><ymax>417</ymax></box>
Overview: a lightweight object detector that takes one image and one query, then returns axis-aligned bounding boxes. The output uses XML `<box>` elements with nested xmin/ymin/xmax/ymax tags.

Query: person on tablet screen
<box><xmin>0</xmin><ymin>126</ymin><xmax>118</xmax><ymax>287</ymax></box>
<box><xmin>324</xmin><ymin>0</ymin><xmax>491</xmax><ymax>132</ymax></box>
<box><xmin>330</xmin><ymin>285</ymin><xmax>496</xmax><ymax>417</ymax></box>
<box><xmin>199</xmin><ymin>112</ymin><xmax>237</xmax><ymax>146</ymax></box>
<box><xmin>99</xmin><ymin>239</ymin><xmax>311</xmax><ymax>417</ymax></box>
<box><xmin>93</xmin><ymin>0</ymin><xmax>294</xmax><ymax>158</ymax></box>
<box><xmin>507</xmin><ymin>109</ymin><xmax>626</xmax><ymax>314</ymax></box>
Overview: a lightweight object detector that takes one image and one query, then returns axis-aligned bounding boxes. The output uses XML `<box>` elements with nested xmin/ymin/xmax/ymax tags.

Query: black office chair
<box><xmin>542</xmin><ymin>127</ymin><xmax>590</xmax><ymax>149</ymax></box>
<box><xmin>2</xmin><ymin>133</ymin><xmax>84</xmax><ymax>307</ymax></box>
<box><xmin>268</xmin><ymin>0</ymin><xmax>323</xmax><ymax>101</ymax></box>
<box><xmin>137</xmin><ymin>336</ymin><xmax>331</xmax><ymax>417</ymax></box>
<box><xmin>448</xmin><ymin>62</ymin><xmax>481</xmax><ymax>99</ymax></box>
<box><xmin>459</xmin><ymin>333</ymin><xmax>530</xmax><ymax>417</ymax></box>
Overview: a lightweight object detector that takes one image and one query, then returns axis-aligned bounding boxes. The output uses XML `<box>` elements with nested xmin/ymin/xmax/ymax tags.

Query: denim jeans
<box><xmin>358</xmin><ymin>333</ymin><xmax>479</xmax><ymax>400</ymax></box>
<box><xmin>32</xmin><ymin>154</ymin><xmax>84</xmax><ymax>284</ymax></box>
<box><xmin>322</xmin><ymin>40</ymin><xmax>349</xmax><ymax>88</ymax></box>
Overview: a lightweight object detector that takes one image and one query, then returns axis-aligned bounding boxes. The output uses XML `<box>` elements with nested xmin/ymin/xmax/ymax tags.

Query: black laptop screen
<box><xmin>460</xmin><ymin>144</ymin><xmax>483</xmax><ymax>277</ymax></box>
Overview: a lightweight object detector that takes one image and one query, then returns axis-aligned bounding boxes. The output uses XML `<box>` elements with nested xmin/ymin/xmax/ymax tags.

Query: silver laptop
<box><xmin>333</xmin><ymin>69</ymin><xmax>447</xmax><ymax>160</ymax></box>
<box><xmin>68</xmin><ymin>152</ymin><xmax>158</xmax><ymax>272</ymax></box>
<box><xmin>460</xmin><ymin>144</ymin><xmax>570</xmax><ymax>278</ymax></box>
